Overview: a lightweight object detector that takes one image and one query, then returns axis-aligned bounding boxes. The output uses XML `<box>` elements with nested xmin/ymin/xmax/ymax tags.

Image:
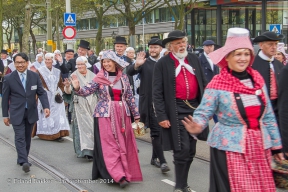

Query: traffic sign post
<box><xmin>62</xmin><ymin>26</ymin><xmax>76</xmax><ymax>39</ymax></box>
<box><xmin>64</xmin><ymin>13</ymin><xmax>76</xmax><ymax>26</ymax></box>
<box><xmin>269</xmin><ymin>24</ymin><xmax>281</xmax><ymax>35</ymax></box>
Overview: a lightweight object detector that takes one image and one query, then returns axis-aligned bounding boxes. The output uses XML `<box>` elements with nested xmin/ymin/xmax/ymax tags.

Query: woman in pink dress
<box><xmin>70</xmin><ymin>50</ymin><xmax>142</xmax><ymax>188</ymax></box>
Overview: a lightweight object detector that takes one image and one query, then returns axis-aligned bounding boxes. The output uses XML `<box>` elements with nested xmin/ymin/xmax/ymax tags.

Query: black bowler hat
<box><xmin>253</xmin><ymin>31</ymin><xmax>284</xmax><ymax>43</ymax></box>
<box><xmin>114</xmin><ymin>36</ymin><xmax>128</xmax><ymax>45</ymax></box>
<box><xmin>203</xmin><ymin>40</ymin><xmax>215</xmax><ymax>46</ymax></box>
<box><xmin>78</xmin><ymin>40</ymin><xmax>90</xmax><ymax>50</ymax></box>
<box><xmin>162</xmin><ymin>30</ymin><xmax>186</xmax><ymax>47</ymax></box>
<box><xmin>65</xmin><ymin>49</ymin><xmax>74</xmax><ymax>53</ymax></box>
<box><xmin>1</xmin><ymin>49</ymin><xmax>8</xmax><ymax>54</ymax></box>
<box><xmin>148</xmin><ymin>37</ymin><xmax>163</xmax><ymax>47</ymax></box>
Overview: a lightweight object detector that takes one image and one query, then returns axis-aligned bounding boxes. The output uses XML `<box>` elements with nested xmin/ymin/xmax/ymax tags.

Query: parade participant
<box><xmin>33</xmin><ymin>53</ymin><xmax>70</xmax><ymax>142</ymax></box>
<box><xmin>0</xmin><ymin>49</ymin><xmax>13</xmax><ymax>95</ymax></box>
<box><xmin>275</xmin><ymin>42</ymin><xmax>287</xmax><ymax>65</ymax></box>
<box><xmin>63</xmin><ymin>56</ymin><xmax>97</xmax><ymax>161</ymax></box>
<box><xmin>199</xmin><ymin>40</ymin><xmax>219</xmax><ymax>123</ymax></box>
<box><xmin>252</xmin><ymin>31</ymin><xmax>284</xmax><ymax>122</ymax></box>
<box><xmin>278</xmin><ymin>56</ymin><xmax>288</xmax><ymax>159</ymax></box>
<box><xmin>88</xmin><ymin>49</ymin><xmax>98</xmax><ymax>65</ymax></box>
<box><xmin>182</xmin><ymin>28</ymin><xmax>283</xmax><ymax>192</ymax></box>
<box><xmin>67</xmin><ymin>40</ymin><xmax>92</xmax><ymax>73</ymax></box>
<box><xmin>125</xmin><ymin>47</ymin><xmax>136</xmax><ymax>61</ymax></box>
<box><xmin>94</xmin><ymin>51</ymin><xmax>103</xmax><ymax>72</ymax></box>
<box><xmin>30</xmin><ymin>54</ymin><xmax>45</xmax><ymax>72</ymax></box>
<box><xmin>153</xmin><ymin>30</ymin><xmax>207</xmax><ymax>192</ymax></box>
<box><xmin>53</xmin><ymin>50</ymin><xmax>70</xmax><ymax>79</ymax></box>
<box><xmin>125</xmin><ymin>47</ymin><xmax>140</xmax><ymax>107</ymax></box>
<box><xmin>71</xmin><ymin>50</ymin><xmax>142</xmax><ymax>188</ymax></box>
<box><xmin>127</xmin><ymin>38</ymin><xmax>170</xmax><ymax>173</ymax></box>
<box><xmin>114</xmin><ymin>36</ymin><xmax>135</xmax><ymax>94</ymax></box>
<box><xmin>2</xmin><ymin>53</ymin><xmax>50</xmax><ymax>173</ymax></box>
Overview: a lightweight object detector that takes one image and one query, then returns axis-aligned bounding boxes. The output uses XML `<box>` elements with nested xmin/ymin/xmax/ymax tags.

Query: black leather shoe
<box><xmin>150</xmin><ymin>158</ymin><xmax>160</xmax><ymax>168</ymax></box>
<box><xmin>22</xmin><ymin>163</ymin><xmax>30</xmax><ymax>173</ymax></box>
<box><xmin>18</xmin><ymin>162</ymin><xmax>32</xmax><ymax>166</ymax></box>
<box><xmin>160</xmin><ymin>163</ymin><xmax>170</xmax><ymax>173</ymax></box>
<box><xmin>183</xmin><ymin>186</ymin><xmax>193</xmax><ymax>192</ymax></box>
<box><xmin>119</xmin><ymin>179</ymin><xmax>129</xmax><ymax>188</ymax></box>
<box><xmin>56</xmin><ymin>137</ymin><xmax>64</xmax><ymax>142</ymax></box>
<box><xmin>85</xmin><ymin>155</ymin><xmax>93</xmax><ymax>161</ymax></box>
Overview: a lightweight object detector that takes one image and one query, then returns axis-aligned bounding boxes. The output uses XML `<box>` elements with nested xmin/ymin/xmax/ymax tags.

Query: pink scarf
<box><xmin>93</xmin><ymin>69</ymin><xmax>122</xmax><ymax>86</ymax></box>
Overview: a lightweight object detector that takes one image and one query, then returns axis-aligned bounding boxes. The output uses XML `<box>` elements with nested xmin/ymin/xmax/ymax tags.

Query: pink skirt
<box><xmin>98</xmin><ymin>101</ymin><xmax>143</xmax><ymax>182</ymax></box>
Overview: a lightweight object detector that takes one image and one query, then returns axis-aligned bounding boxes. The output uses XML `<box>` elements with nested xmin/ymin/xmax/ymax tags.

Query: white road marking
<box><xmin>64</xmin><ymin>136</ymin><xmax>73</xmax><ymax>142</ymax></box>
<box><xmin>161</xmin><ymin>179</ymin><xmax>175</xmax><ymax>186</ymax></box>
<box><xmin>161</xmin><ymin>179</ymin><xmax>196</xmax><ymax>192</ymax></box>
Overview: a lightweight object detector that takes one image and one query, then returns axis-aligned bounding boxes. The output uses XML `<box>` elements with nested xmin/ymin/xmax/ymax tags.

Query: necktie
<box><xmin>21</xmin><ymin>73</ymin><xmax>27</xmax><ymax>108</ymax></box>
<box><xmin>21</xmin><ymin>73</ymin><xmax>26</xmax><ymax>91</ymax></box>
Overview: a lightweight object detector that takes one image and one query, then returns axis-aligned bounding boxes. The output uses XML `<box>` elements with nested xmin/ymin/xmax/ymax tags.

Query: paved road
<box><xmin>0</xmin><ymin>111</ymin><xmax>286</xmax><ymax>192</ymax></box>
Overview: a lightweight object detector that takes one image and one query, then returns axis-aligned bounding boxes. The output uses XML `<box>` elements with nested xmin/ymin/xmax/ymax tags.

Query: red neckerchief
<box><xmin>93</xmin><ymin>69</ymin><xmax>122</xmax><ymax>86</ymax></box>
<box><xmin>207</xmin><ymin>67</ymin><xmax>266</xmax><ymax>105</ymax></box>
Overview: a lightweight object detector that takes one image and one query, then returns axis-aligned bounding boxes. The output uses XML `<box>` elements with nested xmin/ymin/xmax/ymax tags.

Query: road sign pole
<box><xmin>65</xmin><ymin>0</ymin><xmax>73</xmax><ymax>50</ymax></box>
<box><xmin>46</xmin><ymin>0</ymin><xmax>52</xmax><ymax>52</ymax></box>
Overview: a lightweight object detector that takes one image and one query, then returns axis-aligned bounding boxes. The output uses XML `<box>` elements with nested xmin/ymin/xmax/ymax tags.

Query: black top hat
<box><xmin>162</xmin><ymin>30</ymin><xmax>186</xmax><ymax>47</ymax></box>
<box><xmin>65</xmin><ymin>49</ymin><xmax>74</xmax><ymax>53</ymax></box>
<box><xmin>114</xmin><ymin>36</ymin><xmax>128</xmax><ymax>45</ymax></box>
<box><xmin>253</xmin><ymin>31</ymin><xmax>284</xmax><ymax>43</ymax></box>
<box><xmin>148</xmin><ymin>38</ymin><xmax>163</xmax><ymax>47</ymax></box>
<box><xmin>1</xmin><ymin>49</ymin><xmax>8</xmax><ymax>54</ymax></box>
<box><xmin>78</xmin><ymin>40</ymin><xmax>90</xmax><ymax>50</ymax></box>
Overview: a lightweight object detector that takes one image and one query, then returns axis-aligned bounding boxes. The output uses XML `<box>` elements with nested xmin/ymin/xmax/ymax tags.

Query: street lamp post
<box><xmin>28</xmin><ymin>40</ymin><xmax>31</xmax><ymax>61</ymax></box>
<box><xmin>46</xmin><ymin>0</ymin><xmax>52</xmax><ymax>52</ymax></box>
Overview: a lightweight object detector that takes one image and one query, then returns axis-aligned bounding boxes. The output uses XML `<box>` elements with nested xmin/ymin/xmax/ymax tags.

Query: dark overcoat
<box><xmin>152</xmin><ymin>52</ymin><xmax>207</xmax><ymax>151</ymax></box>
<box><xmin>199</xmin><ymin>53</ymin><xmax>219</xmax><ymax>83</ymax></box>
<box><xmin>126</xmin><ymin>57</ymin><xmax>155</xmax><ymax>126</ymax></box>
<box><xmin>252</xmin><ymin>54</ymin><xmax>283</xmax><ymax>118</ymax></box>
<box><xmin>278</xmin><ymin>64</ymin><xmax>288</xmax><ymax>153</ymax></box>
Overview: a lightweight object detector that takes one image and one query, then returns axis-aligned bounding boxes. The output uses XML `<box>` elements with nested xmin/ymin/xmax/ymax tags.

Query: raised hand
<box><xmin>135</xmin><ymin>51</ymin><xmax>146</xmax><ymax>69</ymax></box>
<box><xmin>63</xmin><ymin>78</ymin><xmax>70</xmax><ymax>87</ymax></box>
<box><xmin>70</xmin><ymin>74</ymin><xmax>80</xmax><ymax>90</ymax></box>
<box><xmin>181</xmin><ymin>115</ymin><xmax>203</xmax><ymax>135</ymax></box>
<box><xmin>55</xmin><ymin>54</ymin><xmax>63</xmax><ymax>63</ymax></box>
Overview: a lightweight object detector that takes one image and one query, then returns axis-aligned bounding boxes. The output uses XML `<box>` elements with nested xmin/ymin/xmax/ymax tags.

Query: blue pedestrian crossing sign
<box><xmin>64</xmin><ymin>13</ymin><xmax>76</xmax><ymax>26</ymax></box>
<box><xmin>269</xmin><ymin>24</ymin><xmax>281</xmax><ymax>35</ymax></box>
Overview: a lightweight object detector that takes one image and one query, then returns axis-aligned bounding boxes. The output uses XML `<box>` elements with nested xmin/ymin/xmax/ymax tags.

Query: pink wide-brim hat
<box><xmin>208</xmin><ymin>28</ymin><xmax>254</xmax><ymax>68</ymax></box>
<box><xmin>101</xmin><ymin>50</ymin><xmax>129</xmax><ymax>70</ymax></box>
<box><xmin>277</xmin><ymin>42</ymin><xmax>288</xmax><ymax>59</ymax></box>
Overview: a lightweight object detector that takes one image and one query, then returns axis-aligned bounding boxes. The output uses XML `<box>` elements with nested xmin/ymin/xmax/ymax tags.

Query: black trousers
<box><xmin>173</xmin><ymin>99</ymin><xmax>198</xmax><ymax>189</ymax></box>
<box><xmin>148</xmin><ymin>105</ymin><xmax>166</xmax><ymax>164</ymax></box>
<box><xmin>12</xmin><ymin>109</ymin><xmax>34</xmax><ymax>165</ymax></box>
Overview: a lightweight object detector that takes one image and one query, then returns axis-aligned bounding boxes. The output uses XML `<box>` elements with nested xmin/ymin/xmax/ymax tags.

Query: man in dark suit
<box><xmin>114</xmin><ymin>36</ymin><xmax>135</xmax><ymax>94</ymax></box>
<box><xmin>54</xmin><ymin>49</ymin><xmax>71</xmax><ymax>79</ymax></box>
<box><xmin>66</xmin><ymin>40</ymin><xmax>93</xmax><ymax>73</ymax></box>
<box><xmin>199</xmin><ymin>40</ymin><xmax>219</xmax><ymax>123</ymax></box>
<box><xmin>2</xmin><ymin>53</ymin><xmax>50</xmax><ymax>173</ymax></box>
<box><xmin>153</xmin><ymin>30</ymin><xmax>207</xmax><ymax>192</ymax></box>
<box><xmin>252</xmin><ymin>32</ymin><xmax>284</xmax><ymax>122</ymax></box>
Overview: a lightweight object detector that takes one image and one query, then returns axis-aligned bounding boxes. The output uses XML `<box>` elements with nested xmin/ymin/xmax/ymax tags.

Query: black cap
<box><xmin>203</xmin><ymin>40</ymin><xmax>215</xmax><ymax>46</ymax></box>
<box><xmin>253</xmin><ymin>31</ymin><xmax>284</xmax><ymax>43</ymax></box>
<box><xmin>148</xmin><ymin>38</ymin><xmax>163</xmax><ymax>47</ymax></box>
<box><xmin>65</xmin><ymin>49</ymin><xmax>74</xmax><ymax>53</ymax></box>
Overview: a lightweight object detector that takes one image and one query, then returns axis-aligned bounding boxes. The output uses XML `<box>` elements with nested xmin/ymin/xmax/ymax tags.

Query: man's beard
<box><xmin>174</xmin><ymin>50</ymin><xmax>188</xmax><ymax>59</ymax></box>
<box><xmin>150</xmin><ymin>52</ymin><xmax>160</xmax><ymax>59</ymax></box>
